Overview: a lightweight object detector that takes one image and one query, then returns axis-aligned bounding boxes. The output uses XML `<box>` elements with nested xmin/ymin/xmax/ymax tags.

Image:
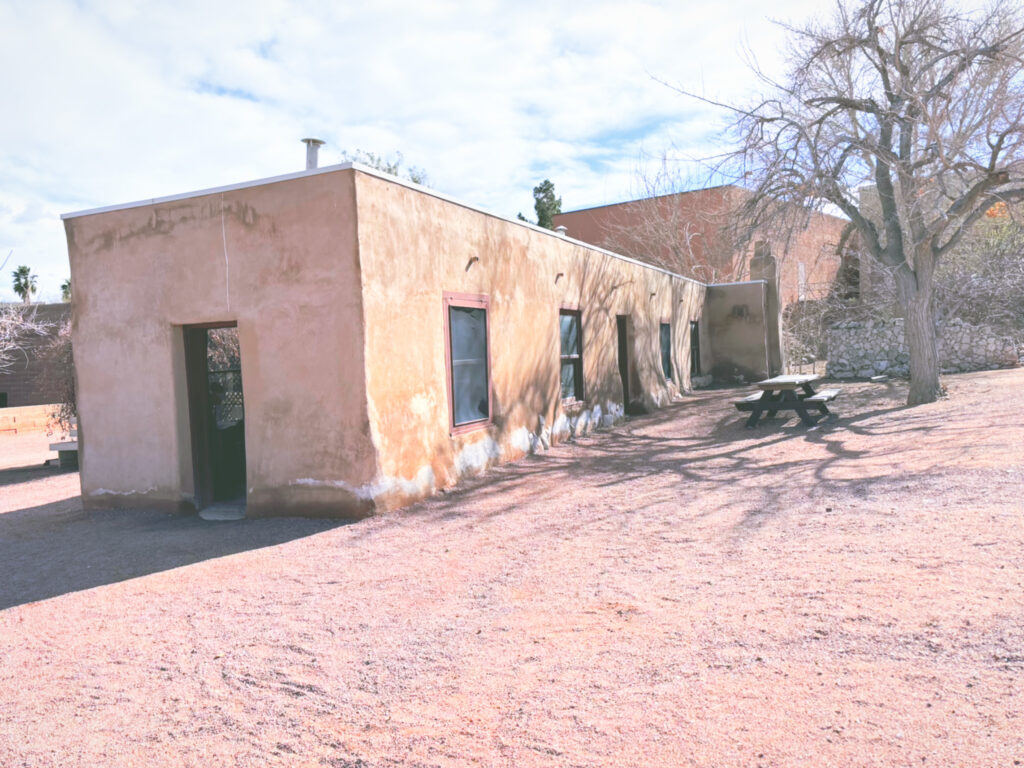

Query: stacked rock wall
<box><xmin>827</xmin><ymin>318</ymin><xmax>1019</xmax><ymax>378</ymax></box>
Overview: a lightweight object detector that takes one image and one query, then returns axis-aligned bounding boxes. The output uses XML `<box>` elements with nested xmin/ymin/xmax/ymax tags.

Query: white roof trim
<box><xmin>707</xmin><ymin>280</ymin><xmax>767</xmax><ymax>287</ymax></box>
<box><xmin>61</xmin><ymin>162</ymin><xmax>704</xmax><ymax>287</ymax></box>
<box><xmin>60</xmin><ymin>163</ymin><xmax>359</xmax><ymax>220</ymax></box>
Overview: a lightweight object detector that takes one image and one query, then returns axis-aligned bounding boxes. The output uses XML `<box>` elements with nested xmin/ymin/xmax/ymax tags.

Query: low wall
<box><xmin>827</xmin><ymin>318</ymin><xmax>1020</xmax><ymax>378</ymax></box>
<box><xmin>0</xmin><ymin>404</ymin><xmax>58</xmax><ymax>434</ymax></box>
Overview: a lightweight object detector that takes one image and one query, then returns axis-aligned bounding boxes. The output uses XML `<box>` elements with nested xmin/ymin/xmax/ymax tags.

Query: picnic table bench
<box><xmin>49</xmin><ymin>420</ymin><xmax>79</xmax><ymax>469</ymax></box>
<box><xmin>733</xmin><ymin>374</ymin><xmax>840</xmax><ymax>428</ymax></box>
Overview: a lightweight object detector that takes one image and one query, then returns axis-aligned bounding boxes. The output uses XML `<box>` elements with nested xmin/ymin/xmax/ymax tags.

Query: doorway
<box><xmin>616</xmin><ymin>315</ymin><xmax>630</xmax><ymax>405</ymax></box>
<box><xmin>690</xmin><ymin>320</ymin><xmax>701</xmax><ymax>377</ymax></box>
<box><xmin>184</xmin><ymin>323</ymin><xmax>246</xmax><ymax>513</ymax></box>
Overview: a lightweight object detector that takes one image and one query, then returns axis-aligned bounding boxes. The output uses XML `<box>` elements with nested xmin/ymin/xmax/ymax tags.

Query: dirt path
<box><xmin>1</xmin><ymin>370</ymin><xmax>1023</xmax><ymax>767</ymax></box>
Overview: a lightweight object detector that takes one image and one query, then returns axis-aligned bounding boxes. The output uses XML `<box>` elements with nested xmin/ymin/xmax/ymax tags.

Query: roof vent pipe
<box><xmin>302</xmin><ymin>138</ymin><xmax>325</xmax><ymax>170</ymax></box>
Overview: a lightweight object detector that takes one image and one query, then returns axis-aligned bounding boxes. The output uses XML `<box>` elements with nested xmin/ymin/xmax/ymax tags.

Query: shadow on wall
<box><xmin>0</xmin><ymin>466</ymin><xmax>347</xmax><ymax>610</ymax></box>
<box><xmin>379</xmin><ymin>244</ymin><xmax>702</xmax><ymax>508</ymax></box>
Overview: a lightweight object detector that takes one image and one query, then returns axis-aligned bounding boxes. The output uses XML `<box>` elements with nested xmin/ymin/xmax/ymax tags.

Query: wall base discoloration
<box><xmin>246</xmin><ymin>486</ymin><xmax>374</xmax><ymax>519</ymax></box>
<box><xmin>84</xmin><ymin>489</ymin><xmax>194</xmax><ymax>515</ymax></box>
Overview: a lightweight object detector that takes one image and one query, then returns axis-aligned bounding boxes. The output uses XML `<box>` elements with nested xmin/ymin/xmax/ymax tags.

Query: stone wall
<box><xmin>827</xmin><ymin>318</ymin><xmax>1020</xmax><ymax>378</ymax></box>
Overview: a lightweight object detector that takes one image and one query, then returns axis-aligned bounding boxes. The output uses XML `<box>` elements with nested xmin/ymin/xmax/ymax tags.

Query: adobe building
<box><xmin>62</xmin><ymin>162</ymin><xmax>777</xmax><ymax>519</ymax></box>
<box><xmin>551</xmin><ymin>185</ymin><xmax>851</xmax><ymax>308</ymax></box>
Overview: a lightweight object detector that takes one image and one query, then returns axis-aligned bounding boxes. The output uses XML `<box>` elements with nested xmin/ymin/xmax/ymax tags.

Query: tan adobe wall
<box><xmin>352</xmin><ymin>172</ymin><xmax>706</xmax><ymax>510</ymax></box>
<box><xmin>64</xmin><ymin>166</ymin><xmax>750</xmax><ymax>518</ymax></box>
<box><xmin>64</xmin><ymin>170</ymin><xmax>376</xmax><ymax>516</ymax></box>
<box><xmin>704</xmin><ymin>282</ymin><xmax>771</xmax><ymax>382</ymax></box>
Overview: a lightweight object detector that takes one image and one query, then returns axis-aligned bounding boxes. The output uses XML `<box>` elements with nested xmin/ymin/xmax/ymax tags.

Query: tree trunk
<box><xmin>895</xmin><ymin>265</ymin><xmax>942</xmax><ymax>405</ymax></box>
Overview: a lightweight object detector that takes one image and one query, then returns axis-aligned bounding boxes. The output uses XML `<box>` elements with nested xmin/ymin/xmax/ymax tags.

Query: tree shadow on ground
<box><xmin>367</xmin><ymin>381</ymin><xmax>942</xmax><ymax>542</ymax></box>
<box><xmin>0</xmin><ymin>486</ymin><xmax>348</xmax><ymax>610</ymax></box>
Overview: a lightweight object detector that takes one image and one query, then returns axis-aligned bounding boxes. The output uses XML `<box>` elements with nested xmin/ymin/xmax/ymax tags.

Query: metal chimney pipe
<box><xmin>301</xmin><ymin>138</ymin><xmax>325</xmax><ymax>170</ymax></box>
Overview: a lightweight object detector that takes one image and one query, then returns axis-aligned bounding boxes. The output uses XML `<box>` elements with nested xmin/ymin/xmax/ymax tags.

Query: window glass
<box><xmin>560</xmin><ymin>361</ymin><xmax>578</xmax><ymax>400</ymax></box>
<box><xmin>559</xmin><ymin>310</ymin><xmax>583</xmax><ymax>401</ymax></box>
<box><xmin>560</xmin><ymin>313</ymin><xmax>580</xmax><ymax>356</ymax></box>
<box><xmin>660</xmin><ymin>323</ymin><xmax>673</xmax><ymax>381</ymax></box>
<box><xmin>449</xmin><ymin>306</ymin><xmax>489</xmax><ymax>425</ymax></box>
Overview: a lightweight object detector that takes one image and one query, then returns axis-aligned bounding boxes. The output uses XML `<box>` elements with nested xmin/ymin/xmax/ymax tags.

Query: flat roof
<box><xmin>61</xmin><ymin>162</ymin><xmax>714</xmax><ymax>287</ymax></box>
<box><xmin>556</xmin><ymin>184</ymin><xmax>739</xmax><ymax>217</ymax></box>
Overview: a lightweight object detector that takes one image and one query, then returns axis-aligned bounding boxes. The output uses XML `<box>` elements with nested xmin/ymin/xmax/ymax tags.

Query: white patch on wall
<box><xmin>537</xmin><ymin>416</ymin><xmax>551</xmax><ymax>449</ymax></box>
<box><xmin>569</xmin><ymin>408</ymin><xmax>592</xmax><ymax>437</ymax></box>
<box><xmin>510</xmin><ymin>426</ymin><xmax>533</xmax><ymax>455</ymax></box>
<box><xmin>91</xmin><ymin>487</ymin><xmax>157</xmax><ymax>496</ymax></box>
<box><xmin>291</xmin><ymin>466</ymin><xmax>435</xmax><ymax>502</ymax></box>
<box><xmin>600</xmin><ymin>401</ymin><xmax>624</xmax><ymax>428</ymax></box>
<box><xmin>409</xmin><ymin>393</ymin><xmax>435</xmax><ymax>420</ymax></box>
<box><xmin>454</xmin><ymin>436</ymin><xmax>501</xmax><ymax>477</ymax></box>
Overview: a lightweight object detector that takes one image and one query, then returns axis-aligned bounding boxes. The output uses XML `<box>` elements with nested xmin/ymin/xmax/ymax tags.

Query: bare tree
<box><xmin>599</xmin><ymin>164</ymin><xmax>747</xmax><ymax>283</ymax></box>
<box><xmin>712</xmin><ymin>0</ymin><xmax>1024</xmax><ymax>404</ymax></box>
<box><xmin>35</xmin><ymin>317</ymin><xmax>76</xmax><ymax>436</ymax></box>
<box><xmin>340</xmin><ymin>149</ymin><xmax>428</xmax><ymax>185</ymax></box>
<box><xmin>0</xmin><ymin>305</ymin><xmax>50</xmax><ymax>374</ymax></box>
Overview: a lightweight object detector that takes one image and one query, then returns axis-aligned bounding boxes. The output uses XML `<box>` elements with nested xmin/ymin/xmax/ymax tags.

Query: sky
<box><xmin>1</xmin><ymin>0</ymin><xmax>841</xmax><ymax>303</ymax></box>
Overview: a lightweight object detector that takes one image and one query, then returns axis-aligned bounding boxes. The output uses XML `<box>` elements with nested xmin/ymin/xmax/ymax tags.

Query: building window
<box><xmin>444</xmin><ymin>293</ymin><xmax>491</xmax><ymax>431</ymax></box>
<box><xmin>660</xmin><ymin>323</ymin><xmax>673</xmax><ymax>382</ymax></box>
<box><xmin>559</xmin><ymin>309</ymin><xmax>583</xmax><ymax>401</ymax></box>
<box><xmin>689</xmin><ymin>321</ymin><xmax>701</xmax><ymax>377</ymax></box>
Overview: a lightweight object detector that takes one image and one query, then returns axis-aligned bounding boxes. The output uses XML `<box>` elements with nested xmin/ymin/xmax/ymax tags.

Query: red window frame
<box><xmin>443</xmin><ymin>291</ymin><xmax>493</xmax><ymax>435</ymax></box>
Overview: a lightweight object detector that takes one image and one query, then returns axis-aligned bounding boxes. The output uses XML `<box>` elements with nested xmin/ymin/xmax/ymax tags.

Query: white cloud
<box><xmin>0</xmin><ymin>0</ymin><xmax>876</xmax><ymax>301</ymax></box>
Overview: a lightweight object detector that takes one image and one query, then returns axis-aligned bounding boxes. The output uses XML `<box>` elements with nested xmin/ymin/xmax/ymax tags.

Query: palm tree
<box><xmin>12</xmin><ymin>266</ymin><xmax>37</xmax><ymax>305</ymax></box>
<box><xmin>61</xmin><ymin>278</ymin><xmax>71</xmax><ymax>302</ymax></box>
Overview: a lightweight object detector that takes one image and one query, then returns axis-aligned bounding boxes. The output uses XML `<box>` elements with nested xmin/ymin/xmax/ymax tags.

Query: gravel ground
<box><xmin>1</xmin><ymin>370</ymin><xmax>1023</xmax><ymax>767</ymax></box>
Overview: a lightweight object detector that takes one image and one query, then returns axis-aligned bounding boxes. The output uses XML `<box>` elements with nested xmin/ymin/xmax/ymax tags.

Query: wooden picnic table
<box><xmin>733</xmin><ymin>374</ymin><xmax>840</xmax><ymax>428</ymax></box>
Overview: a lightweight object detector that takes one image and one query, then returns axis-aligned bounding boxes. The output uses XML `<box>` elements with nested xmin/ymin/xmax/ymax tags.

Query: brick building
<box><xmin>551</xmin><ymin>185</ymin><xmax>851</xmax><ymax>308</ymax></box>
<box><xmin>0</xmin><ymin>302</ymin><xmax>71</xmax><ymax>408</ymax></box>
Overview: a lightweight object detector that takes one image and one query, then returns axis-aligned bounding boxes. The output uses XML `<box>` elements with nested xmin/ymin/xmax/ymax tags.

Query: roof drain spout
<box><xmin>302</xmin><ymin>138</ymin><xmax>325</xmax><ymax>170</ymax></box>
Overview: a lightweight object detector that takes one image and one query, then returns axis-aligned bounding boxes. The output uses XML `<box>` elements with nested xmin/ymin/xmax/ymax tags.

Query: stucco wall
<box><xmin>64</xmin><ymin>165</ymin><xmax>771</xmax><ymax>518</ymax></box>
<box><xmin>353</xmin><ymin>172</ymin><xmax>706</xmax><ymax>509</ymax></box>
<box><xmin>704</xmin><ymin>282</ymin><xmax>771</xmax><ymax>382</ymax></box>
<box><xmin>64</xmin><ymin>170</ymin><xmax>376</xmax><ymax>516</ymax></box>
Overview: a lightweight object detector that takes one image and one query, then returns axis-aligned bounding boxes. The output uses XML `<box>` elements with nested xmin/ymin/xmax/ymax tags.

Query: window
<box><xmin>444</xmin><ymin>293</ymin><xmax>491</xmax><ymax>432</ymax></box>
<box><xmin>660</xmin><ymin>323</ymin><xmax>673</xmax><ymax>382</ymax></box>
<box><xmin>559</xmin><ymin>309</ymin><xmax>583</xmax><ymax>401</ymax></box>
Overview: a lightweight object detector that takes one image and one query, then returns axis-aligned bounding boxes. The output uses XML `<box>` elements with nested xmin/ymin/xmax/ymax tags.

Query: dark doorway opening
<box><xmin>616</xmin><ymin>315</ymin><xmax>631</xmax><ymax>406</ymax></box>
<box><xmin>184</xmin><ymin>323</ymin><xmax>246</xmax><ymax>513</ymax></box>
<box><xmin>690</xmin><ymin>320</ymin><xmax>701</xmax><ymax>377</ymax></box>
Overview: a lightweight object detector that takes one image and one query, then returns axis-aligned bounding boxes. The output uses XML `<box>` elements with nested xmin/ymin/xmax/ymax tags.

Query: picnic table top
<box><xmin>755</xmin><ymin>374</ymin><xmax>822</xmax><ymax>390</ymax></box>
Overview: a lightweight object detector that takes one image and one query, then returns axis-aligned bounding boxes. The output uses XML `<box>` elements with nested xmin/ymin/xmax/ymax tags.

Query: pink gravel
<box><xmin>1</xmin><ymin>369</ymin><xmax>1023</xmax><ymax>767</ymax></box>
